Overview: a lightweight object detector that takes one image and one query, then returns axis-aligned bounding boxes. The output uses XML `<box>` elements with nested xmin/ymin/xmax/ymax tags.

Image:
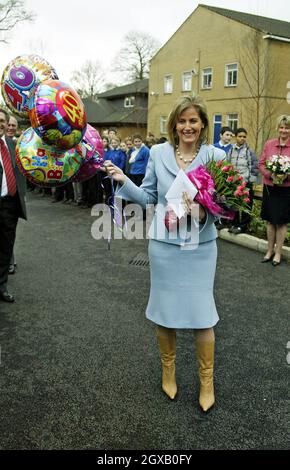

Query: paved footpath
<box><xmin>0</xmin><ymin>192</ymin><xmax>289</xmax><ymax>450</ymax></box>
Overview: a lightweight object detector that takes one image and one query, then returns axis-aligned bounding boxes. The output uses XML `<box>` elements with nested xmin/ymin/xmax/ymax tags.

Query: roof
<box><xmin>83</xmin><ymin>97</ymin><xmax>147</xmax><ymax>126</ymax></box>
<box><xmin>201</xmin><ymin>4</ymin><xmax>290</xmax><ymax>39</ymax></box>
<box><xmin>97</xmin><ymin>79</ymin><xmax>149</xmax><ymax>99</ymax></box>
<box><xmin>94</xmin><ymin>107</ymin><xmax>147</xmax><ymax>126</ymax></box>
<box><xmin>82</xmin><ymin>98</ymin><xmax>115</xmax><ymax>122</ymax></box>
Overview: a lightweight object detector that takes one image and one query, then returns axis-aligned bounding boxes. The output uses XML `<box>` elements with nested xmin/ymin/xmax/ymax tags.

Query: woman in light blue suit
<box><xmin>104</xmin><ymin>95</ymin><xmax>225</xmax><ymax>412</ymax></box>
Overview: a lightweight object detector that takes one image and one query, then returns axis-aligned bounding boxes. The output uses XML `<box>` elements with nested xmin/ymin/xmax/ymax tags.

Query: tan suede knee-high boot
<box><xmin>195</xmin><ymin>340</ymin><xmax>215</xmax><ymax>412</ymax></box>
<box><xmin>156</xmin><ymin>326</ymin><xmax>177</xmax><ymax>400</ymax></box>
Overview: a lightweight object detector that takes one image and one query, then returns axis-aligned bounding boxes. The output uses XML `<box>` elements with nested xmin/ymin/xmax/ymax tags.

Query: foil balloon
<box><xmin>1</xmin><ymin>54</ymin><xmax>58</xmax><ymax>118</ymax></box>
<box><xmin>16</xmin><ymin>127</ymin><xmax>84</xmax><ymax>187</ymax></box>
<box><xmin>29</xmin><ymin>79</ymin><xmax>87</xmax><ymax>150</ymax></box>
<box><xmin>71</xmin><ymin>125</ymin><xmax>104</xmax><ymax>182</ymax></box>
<box><xmin>71</xmin><ymin>155</ymin><xmax>103</xmax><ymax>183</ymax></box>
<box><xmin>81</xmin><ymin>124</ymin><xmax>104</xmax><ymax>161</ymax></box>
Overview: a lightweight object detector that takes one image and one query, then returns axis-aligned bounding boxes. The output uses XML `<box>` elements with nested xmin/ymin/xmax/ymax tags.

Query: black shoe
<box><xmin>8</xmin><ymin>265</ymin><xmax>15</xmax><ymax>275</ymax></box>
<box><xmin>0</xmin><ymin>291</ymin><xmax>15</xmax><ymax>302</ymax></box>
<box><xmin>272</xmin><ymin>259</ymin><xmax>281</xmax><ymax>267</ymax></box>
<box><xmin>261</xmin><ymin>253</ymin><xmax>274</xmax><ymax>263</ymax></box>
<box><xmin>231</xmin><ymin>226</ymin><xmax>243</xmax><ymax>235</ymax></box>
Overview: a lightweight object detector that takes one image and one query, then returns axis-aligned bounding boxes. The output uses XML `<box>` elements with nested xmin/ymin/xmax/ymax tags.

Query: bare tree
<box><xmin>236</xmin><ymin>31</ymin><xmax>281</xmax><ymax>153</ymax></box>
<box><xmin>113</xmin><ymin>30</ymin><xmax>161</xmax><ymax>82</ymax></box>
<box><xmin>0</xmin><ymin>0</ymin><xmax>35</xmax><ymax>43</ymax></box>
<box><xmin>71</xmin><ymin>60</ymin><xmax>106</xmax><ymax>100</ymax></box>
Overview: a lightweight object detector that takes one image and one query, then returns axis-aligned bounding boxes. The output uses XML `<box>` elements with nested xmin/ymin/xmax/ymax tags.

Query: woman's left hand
<box><xmin>182</xmin><ymin>192</ymin><xmax>206</xmax><ymax>222</ymax></box>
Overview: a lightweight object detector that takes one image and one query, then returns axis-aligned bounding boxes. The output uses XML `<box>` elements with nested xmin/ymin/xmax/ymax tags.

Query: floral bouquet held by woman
<box><xmin>187</xmin><ymin>159</ymin><xmax>251</xmax><ymax>220</ymax></box>
<box><xmin>165</xmin><ymin>159</ymin><xmax>252</xmax><ymax>231</ymax></box>
<box><xmin>265</xmin><ymin>155</ymin><xmax>290</xmax><ymax>185</ymax></box>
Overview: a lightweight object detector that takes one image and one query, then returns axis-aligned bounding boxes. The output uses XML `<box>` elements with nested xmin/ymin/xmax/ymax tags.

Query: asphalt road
<box><xmin>0</xmin><ymin>191</ymin><xmax>289</xmax><ymax>450</ymax></box>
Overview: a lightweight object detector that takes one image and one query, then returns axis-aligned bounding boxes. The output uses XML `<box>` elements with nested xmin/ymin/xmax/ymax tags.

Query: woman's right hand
<box><xmin>102</xmin><ymin>160</ymin><xmax>126</xmax><ymax>184</ymax></box>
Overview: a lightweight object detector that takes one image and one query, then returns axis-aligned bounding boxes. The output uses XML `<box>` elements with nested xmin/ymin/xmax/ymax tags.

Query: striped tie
<box><xmin>0</xmin><ymin>139</ymin><xmax>17</xmax><ymax>196</ymax></box>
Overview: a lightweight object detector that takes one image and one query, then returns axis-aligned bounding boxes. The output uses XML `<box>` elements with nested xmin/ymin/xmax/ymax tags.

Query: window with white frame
<box><xmin>164</xmin><ymin>74</ymin><xmax>173</xmax><ymax>94</ymax></box>
<box><xmin>160</xmin><ymin>116</ymin><xmax>167</xmax><ymax>134</ymax></box>
<box><xmin>226</xmin><ymin>114</ymin><xmax>238</xmax><ymax>132</ymax></box>
<box><xmin>124</xmin><ymin>96</ymin><xmax>135</xmax><ymax>107</ymax></box>
<box><xmin>225</xmin><ymin>63</ymin><xmax>238</xmax><ymax>87</ymax></box>
<box><xmin>182</xmin><ymin>71</ymin><xmax>192</xmax><ymax>91</ymax></box>
<box><xmin>202</xmin><ymin>68</ymin><xmax>212</xmax><ymax>89</ymax></box>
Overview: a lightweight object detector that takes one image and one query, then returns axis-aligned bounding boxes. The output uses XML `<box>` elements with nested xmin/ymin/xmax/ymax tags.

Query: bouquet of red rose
<box><xmin>187</xmin><ymin>159</ymin><xmax>251</xmax><ymax>220</ymax></box>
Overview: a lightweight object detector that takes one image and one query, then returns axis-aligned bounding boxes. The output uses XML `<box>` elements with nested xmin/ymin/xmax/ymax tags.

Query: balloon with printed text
<box><xmin>16</xmin><ymin>127</ymin><xmax>85</xmax><ymax>187</ymax></box>
<box><xmin>28</xmin><ymin>79</ymin><xmax>87</xmax><ymax>150</ymax></box>
<box><xmin>1</xmin><ymin>54</ymin><xmax>58</xmax><ymax>118</ymax></box>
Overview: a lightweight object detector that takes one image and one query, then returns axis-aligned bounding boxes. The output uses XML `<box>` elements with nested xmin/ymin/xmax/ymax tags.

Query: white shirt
<box><xmin>128</xmin><ymin>144</ymin><xmax>144</xmax><ymax>164</ymax></box>
<box><xmin>0</xmin><ymin>136</ymin><xmax>9</xmax><ymax>197</ymax></box>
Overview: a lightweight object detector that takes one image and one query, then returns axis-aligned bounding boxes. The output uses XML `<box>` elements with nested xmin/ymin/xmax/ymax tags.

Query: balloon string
<box><xmin>102</xmin><ymin>176</ymin><xmax>127</xmax><ymax>250</ymax></box>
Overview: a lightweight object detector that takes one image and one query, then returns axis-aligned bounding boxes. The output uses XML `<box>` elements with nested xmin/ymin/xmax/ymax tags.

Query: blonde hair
<box><xmin>276</xmin><ymin>115</ymin><xmax>290</xmax><ymax>130</ymax></box>
<box><xmin>166</xmin><ymin>94</ymin><xmax>209</xmax><ymax>146</ymax></box>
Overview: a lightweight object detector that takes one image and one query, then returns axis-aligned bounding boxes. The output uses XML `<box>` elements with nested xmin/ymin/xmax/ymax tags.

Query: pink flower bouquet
<box><xmin>164</xmin><ymin>159</ymin><xmax>252</xmax><ymax>232</ymax></box>
<box><xmin>187</xmin><ymin>160</ymin><xmax>251</xmax><ymax>220</ymax></box>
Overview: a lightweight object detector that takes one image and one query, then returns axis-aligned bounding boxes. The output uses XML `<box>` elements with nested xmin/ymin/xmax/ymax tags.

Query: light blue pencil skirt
<box><xmin>146</xmin><ymin>239</ymin><xmax>219</xmax><ymax>329</ymax></box>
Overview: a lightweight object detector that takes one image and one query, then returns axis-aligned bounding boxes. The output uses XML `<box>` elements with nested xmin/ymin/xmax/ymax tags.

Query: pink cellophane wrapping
<box><xmin>187</xmin><ymin>166</ymin><xmax>235</xmax><ymax>220</ymax></box>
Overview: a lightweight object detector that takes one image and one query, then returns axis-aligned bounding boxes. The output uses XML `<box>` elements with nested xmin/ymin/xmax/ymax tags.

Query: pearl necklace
<box><xmin>176</xmin><ymin>144</ymin><xmax>200</xmax><ymax>163</ymax></box>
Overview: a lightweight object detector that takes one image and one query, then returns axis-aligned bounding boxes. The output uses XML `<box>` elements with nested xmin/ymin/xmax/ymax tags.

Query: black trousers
<box><xmin>54</xmin><ymin>182</ymin><xmax>74</xmax><ymax>201</ymax></box>
<box><xmin>0</xmin><ymin>196</ymin><xmax>18</xmax><ymax>293</ymax></box>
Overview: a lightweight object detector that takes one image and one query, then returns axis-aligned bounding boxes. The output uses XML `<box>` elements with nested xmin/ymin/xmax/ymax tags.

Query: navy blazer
<box><xmin>104</xmin><ymin>148</ymin><xmax>126</xmax><ymax>171</ymax></box>
<box><xmin>117</xmin><ymin>142</ymin><xmax>225</xmax><ymax>246</ymax></box>
<box><xmin>0</xmin><ymin>137</ymin><xmax>27</xmax><ymax>219</ymax></box>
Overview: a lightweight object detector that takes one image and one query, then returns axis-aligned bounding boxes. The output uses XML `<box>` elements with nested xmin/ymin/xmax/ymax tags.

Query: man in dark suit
<box><xmin>0</xmin><ymin>107</ymin><xmax>27</xmax><ymax>302</ymax></box>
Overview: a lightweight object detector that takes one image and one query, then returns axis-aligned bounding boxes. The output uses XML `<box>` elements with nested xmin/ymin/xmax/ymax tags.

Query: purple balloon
<box><xmin>71</xmin><ymin>125</ymin><xmax>104</xmax><ymax>183</ymax></box>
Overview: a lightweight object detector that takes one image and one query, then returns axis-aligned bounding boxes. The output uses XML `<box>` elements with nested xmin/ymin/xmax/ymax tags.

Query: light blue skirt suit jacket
<box><xmin>117</xmin><ymin>142</ymin><xmax>225</xmax><ymax>329</ymax></box>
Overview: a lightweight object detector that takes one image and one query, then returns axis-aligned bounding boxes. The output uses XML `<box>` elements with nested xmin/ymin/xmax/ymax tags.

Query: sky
<box><xmin>0</xmin><ymin>0</ymin><xmax>290</xmax><ymax>87</ymax></box>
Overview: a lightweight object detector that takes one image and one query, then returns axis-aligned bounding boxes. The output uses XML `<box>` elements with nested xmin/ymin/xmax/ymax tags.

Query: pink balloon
<box><xmin>71</xmin><ymin>124</ymin><xmax>104</xmax><ymax>183</ymax></box>
<box><xmin>82</xmin><ymin>124</ymin><xmax>104</xmax><ymax>160</ymax></box>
